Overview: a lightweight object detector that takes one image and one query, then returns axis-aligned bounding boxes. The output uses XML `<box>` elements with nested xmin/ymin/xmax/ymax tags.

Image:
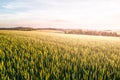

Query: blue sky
<box><xmin>0</xmin><ymin>0</ymin><xmax>120</xmax><ymax>30</ymax></box>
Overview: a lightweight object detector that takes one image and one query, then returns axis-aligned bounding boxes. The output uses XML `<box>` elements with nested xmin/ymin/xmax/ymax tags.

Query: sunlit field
<box><xmin>0</xmin><ymin>30</ymin><xmax>120</xmax><ymax>80</ymax></box>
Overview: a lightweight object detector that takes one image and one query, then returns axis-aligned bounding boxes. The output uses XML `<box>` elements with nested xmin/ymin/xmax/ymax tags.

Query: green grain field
<box><xmin>0</xmin><ymin>30</ymin><xmax>120</xmax><ymax>80</ymax></box>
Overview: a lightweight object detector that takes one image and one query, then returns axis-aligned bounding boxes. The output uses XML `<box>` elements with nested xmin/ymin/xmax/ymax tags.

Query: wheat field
<box><xmin>0</xmin><ymin>30</ymin><xmax>120</xmax><ymax>80</ymax></box>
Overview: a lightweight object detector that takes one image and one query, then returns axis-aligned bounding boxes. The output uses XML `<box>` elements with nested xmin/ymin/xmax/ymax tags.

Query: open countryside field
<box><xmin>36</xmin><ymin>30</ymin><xmax>64</xmax><ymax>33</ymax></box>
<box><xmin>0</xmin><ymin>30</ymin><xmax>120</xmax><ymax>80</ymax></box>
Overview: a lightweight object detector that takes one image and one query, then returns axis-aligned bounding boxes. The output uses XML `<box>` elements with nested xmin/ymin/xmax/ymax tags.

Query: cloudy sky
<box><xmin>0</xmin><ymin>0</ymin><xmax>120</xmax><ymax>30</ymax></box>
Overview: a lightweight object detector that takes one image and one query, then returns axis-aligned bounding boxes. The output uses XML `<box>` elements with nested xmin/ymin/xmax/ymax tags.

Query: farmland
<box><xmin>0</xmin><ymin>30</ymin><xmax>120</xmax><ymax>80</ymax></box>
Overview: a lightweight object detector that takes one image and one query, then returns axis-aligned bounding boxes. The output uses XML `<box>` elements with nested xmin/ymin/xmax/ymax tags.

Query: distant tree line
<box><xmin>64</xmin><ymin>29</ymin><xmax>120</xmax><ymax>37</ymax></box>
<box><xmin>0</xmin><ymin>27</ymin><xmax>119</xmax><ymax>37</ymax></box>
<box><xmin>0</xmin><ymin>27</ymin><xmax>35</xmax><ymax>31</ymax></box>
<box><xmin>0</xmin><ymin>27</ymin><xmax>63</xmax><ymax>31</ymax></box>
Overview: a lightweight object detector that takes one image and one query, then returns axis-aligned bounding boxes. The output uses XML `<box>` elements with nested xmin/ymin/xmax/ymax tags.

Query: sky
<box><xmin>0</xmin><ymin>0</ymin><xmax>120</xmax><ymax>30</ymax></box>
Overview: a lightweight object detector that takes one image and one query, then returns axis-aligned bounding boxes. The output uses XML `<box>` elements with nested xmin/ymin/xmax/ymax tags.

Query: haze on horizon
<box><xmin>0</xmin><ymin>0</ymin><xmax>120</xmax><ymax>30</ymax></box>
